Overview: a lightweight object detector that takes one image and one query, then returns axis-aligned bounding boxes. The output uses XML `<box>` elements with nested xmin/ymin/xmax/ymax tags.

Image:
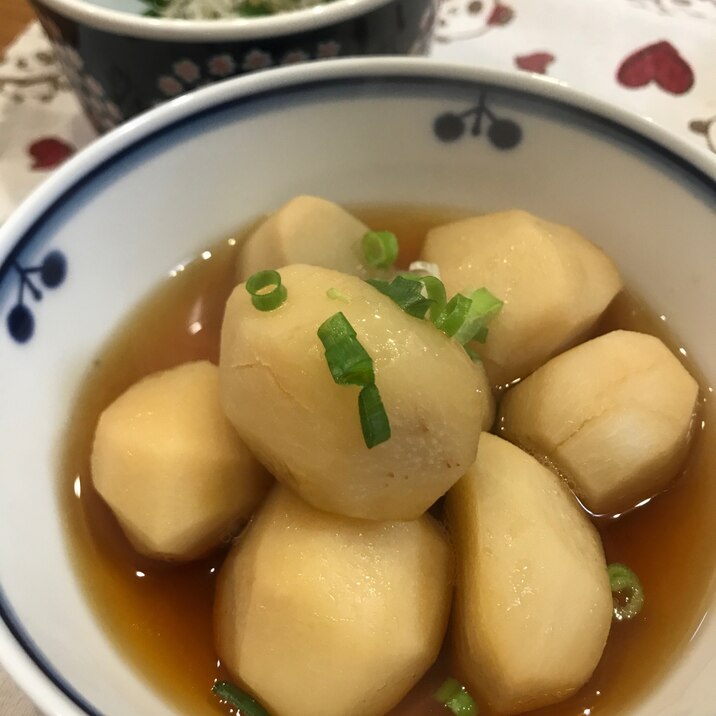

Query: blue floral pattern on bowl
<box><xmin>6</xmin><ymin>250</ymin><xmax>67</xmax><ymax>344</ymax></box>
<box><xmin>434</xmin><ymin>94</ymin><xmax>523</xmax><ymax>149</ymax></box>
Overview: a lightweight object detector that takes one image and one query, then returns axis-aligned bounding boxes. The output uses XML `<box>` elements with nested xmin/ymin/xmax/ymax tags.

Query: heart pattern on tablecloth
<box><xmin>616</xmin><ymin>40</ymin><xmax>694</xmax><ymax>94</ymax></box>
<box><xmin>2</xmin><ymin>4</ymin><xmax>715</xmax><ymax>229</ymax></box>
<box><xmin>515</xmin><ymin>52</ymin><xmax>555</xmax><ymax>74</ymax></box>
<box><xmin>27</xmin><ymin>137</ymin><xmax>75</xmax><ymax>170</ymax></box>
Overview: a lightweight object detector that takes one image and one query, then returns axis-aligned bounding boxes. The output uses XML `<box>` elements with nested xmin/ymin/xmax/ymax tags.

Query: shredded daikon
<box><xmin>152</xmin><ymin>0</ymin><xmax>332</xmax><ymax>20</ymax></box>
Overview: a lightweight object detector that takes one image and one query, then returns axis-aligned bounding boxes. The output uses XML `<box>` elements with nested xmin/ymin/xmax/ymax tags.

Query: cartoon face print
<box><xmin>689</xmin><ymin>116</ymin><xmax>716</xmax><ymax>154</ymax></box>
<box><xmin>435</xmin><ymin>0</ymin><xmax>514</xmax><ymax>43</ymax></box>
<box><xmin>436</xmin><ymin>0</ymin><xmax>496</xmax><ymax>42</ymax></box>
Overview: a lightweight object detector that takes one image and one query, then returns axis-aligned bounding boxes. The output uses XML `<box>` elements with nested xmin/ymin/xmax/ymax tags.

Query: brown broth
<box><xmin>59</xmin><ymin>207</ymin><xmax>716</xmax><ymax>716</ymax></box>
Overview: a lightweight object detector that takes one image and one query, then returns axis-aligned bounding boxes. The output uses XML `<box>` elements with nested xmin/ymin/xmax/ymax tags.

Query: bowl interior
<box><xmin>0</xmin><ymin>61</ymin><xmax>714</xmax><ymax>716</ymax></box>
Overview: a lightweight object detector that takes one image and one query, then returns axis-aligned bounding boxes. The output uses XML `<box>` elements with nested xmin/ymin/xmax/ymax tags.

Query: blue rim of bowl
<box><xmin>0</xmin><ymin>59</ymin><xmax>714</xmax><ymax>716</ymax></box>
<box><xmin>31</xmin><ymin>0</ymin><xmax>399</xmax><ymax>42</ymax></box>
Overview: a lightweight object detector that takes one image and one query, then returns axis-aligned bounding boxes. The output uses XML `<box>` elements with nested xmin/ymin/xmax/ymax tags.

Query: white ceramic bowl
<box><xmin>0</xmin><ymin>58</ymin><xmax>714</xmax><ymax>716</ymax></box>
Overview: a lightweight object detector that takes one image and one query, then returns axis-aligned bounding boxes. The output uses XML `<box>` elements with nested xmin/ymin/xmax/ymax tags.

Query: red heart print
<box><xmin>487</xmin><ymin>2</ymin><xmax>514</xmax><ymax>26</ymax></box>
<box><xmin>28</xmin><ymin>137</ymin><xmax>75</xmax><ymax>171</ymax></box>
<box><xmin>617</xmin><ymin>41</ymin><xmax>694</xmax><ymax>95</ymax></box>
<box><xmin>515</xmin><ymin>52</ymin><xmax>555</xmax><ymax>74</ymax></box>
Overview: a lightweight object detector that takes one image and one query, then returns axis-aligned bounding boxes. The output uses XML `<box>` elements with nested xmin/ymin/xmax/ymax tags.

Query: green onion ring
<box><xmin>435</xmin><ymin>293</ymin><xmax>472</xmax><ymax>337</ymax></box>
<box><xmin>608</xmin><ymin>563</ymin><xmax>645</xmax><ymax>621</ymax></box>
<box><xmin>419</xmin><ymin>276</ymin><xmax>448</xmax><ymax>323</ymax></box>
<box><xmin>435</xmin><ymin>678</ymin><xmax>478</xmax><ymax>716</ymax></box>
<box><xmin>361</xmin><ymin>230</ymin><xmax>399</xmax><ymax>268</ymax></box>
<box><xmin>451</xmin><ymin>287</ymin><xmax>503</xmax><ymax>345</ymax></box>
<box><xmin>245</xmin><ymin>269</ymin><xmax>287</xmax><ymax>311</ymax></box>
<box><xmin>211</xmin><ymin>681</ymin><xmax>269</xmax><ymax>716</ymax></box>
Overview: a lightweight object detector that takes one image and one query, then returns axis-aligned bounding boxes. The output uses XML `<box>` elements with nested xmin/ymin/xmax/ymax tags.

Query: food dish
<box><xmin>0</xmin><ymin>59</ymin><xmax>713</xmax><ymax>716</ymax></box>
<box><xmin>74</xmin><ymin>196</ymin><xmax>702</xmax><ymax>715</ymax></box>
<box><xmin>144</xmin><ymin>0</ymin><xmax>336</xmax><ymax>20</ymax></box>
<box><xmin>29</xmin><ymin>0</ymin><xmax>435</xmax><ymax>130</ymax></box>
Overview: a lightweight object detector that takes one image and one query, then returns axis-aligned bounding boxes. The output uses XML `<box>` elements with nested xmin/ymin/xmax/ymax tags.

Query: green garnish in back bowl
<box><xmin>141</xmin><ymin>0</ymin><xmax>336</xmax><ymax>19</ymax></box>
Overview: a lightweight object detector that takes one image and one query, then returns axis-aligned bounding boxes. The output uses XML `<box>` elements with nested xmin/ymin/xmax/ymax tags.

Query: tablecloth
<box><xmin>0</xmin><ymin>0</ymin><xmax>715</xmax><ymax>711</ymax></box>
<box><xmin>2</xmin><ymin>2</ymin><xmax>715</xmax><ymax>226</ymax></box>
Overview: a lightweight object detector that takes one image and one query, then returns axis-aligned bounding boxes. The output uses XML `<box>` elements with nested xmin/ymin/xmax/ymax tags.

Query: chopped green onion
<box><xmin>435</xmin><ymin>678</ymin><xmax>478</xmax><ymax>716</ymax></box>
<box><xmin>211</xmin><ymin>681</ymin><xmax>269</xmax><ymax>716</ymax></box>
<box><xmin>434</xmin><ymin>293</ymin><xmax>472</xmax><ymax>337</ymax></box>
<box><xmin>366</xmin><ymin>269</ymin><xmax>502</xmax><ymax>352</ymax></box>
<box><xmin>395</xmin><ymin>274</ymin><xmax>447</xmax><ymax>322</ymax></box>
<box><xmin>451</xmin><ymin>287</ymin><xmax>504</xmax><ymax>345</ymax></box>
<box><xmin>317</xmin><ymin>312</ymin><xmax>391</xmax><ymax>448</ymax></box>
<box><xmin>435</xmin><ymin>678</ymin><xmax>462</xmax><ymax>703</ymax></box>
<box><xmin>317</xmin><ymin>312</ymin><xmax>374</xmax><ymax>386</ymax></box>
<box><xmin>397</xmin><ymin>272</ymin><xmax>422</xmax><ymax>282</ymax></box>
<box><xmin>361</xmin><ymin>230</ymin><xmax>399</xmax><ymax>268</ymax></box>
<box><xmin>316</xmin><ymin>310</ymin><xmax>354</xmax><ymax>349</ymax></box>
<box><xmin>419</xmin><ymin>275</ymin><xmax>448</xmax><ymax>323</ymax></box>
<box><xmin>367</xmin><ymin>275</ymin><xmax>433</xmax><ymax>319</ymax></box>
<box><xmin>245</xmin><ymin>270</ymin><xmax>287</xmax><ymax>312</ymax></box>
<box><xmin>358</xmin><ymin>383</ymin><xmax>391</xmax><ymax>448</ymax></box>
<box><xmin>608</xmin><ymin>563</ymin><xmax>645</xmax><ymax>621</ymax></box>
<box><xmin>326</xmin><ymin>287</ymin><xmax>350</xmax><ymax>303</ymax></box>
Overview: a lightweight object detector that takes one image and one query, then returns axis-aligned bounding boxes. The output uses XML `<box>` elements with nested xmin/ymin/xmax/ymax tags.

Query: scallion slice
<box><xmin>211</xmin><ymin>681</ymin><xmax>269</xmax><ymax>716</ymax></box>
<box><xmin>451</xmin><ymin>287</ymin><xmax>504</xmax><ymax>345</ymax></box>
<box><xmin>317</xmin><ymin>312</ymin><xmax>391</xmax><ymax>448</ymax></box>
<box><xmin>434</xmin><ymin>293</ymin><xmax>472</xmax><ymax>337</ymax></box>
<box><xmin>317</xmin><ymin>310</ymin><xmax>355</xmax><ymax>349</ymax></box>
<box><xmin>419</xmin><ymin>275</ymin><xmax>448</xmax><ymax>323</ymax></box>
<box><xmin>361</xmin><ymin>230</ymin><xmax>399</xmax><ymax>268</ymax></box>
<box><xmin>358</xmin><ymin>383</ymin><xmax>391</xmax><ymax>448</ymax></box>
<box><xmin>317</xmin><ymin>312</ymin><xmax>374</xmax><ymax>386</ymax></box>
<box><xmin>366</xmin><ymin>273</ymin><xmax>499</xmax><ymax>344</ymax></box>
<box><xmin>435</xmin><ymin>678</ymin><xmax>478</xmax><ymax>716</ymax></box>
<box><xmin>245</xmin><ymin>269</ymin><xmax>287</xmax><ymax>312</ymax></box>
<box><xmin>367</xmin><ymin>275</ymin><xmax>433</xmax><ymax>319</ymax></box>
<box><xmin>395</xmin><ymin>274</ymin><xmax>446</xmax><ymax>322</ymax></box>
<box><xmin>608</xmin><ymin>563</ymin><xmax>645</xmax><ymax>621</ymax></box>
<box><xmin>326</xmin><ymin>287</ymin><xmax>350</xmax><ymax>303</ymax></box>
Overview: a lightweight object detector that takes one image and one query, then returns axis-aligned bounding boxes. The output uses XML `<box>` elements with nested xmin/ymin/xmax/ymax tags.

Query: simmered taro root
<box><xmin>237</xmin><ymin>195</ymin><xmax>368</xmax><ymax>281</ymax></box>
<box><xmin>474</xmin><ymin>360</ymin><xmax>496</xmax><ymax>430</ymax></box>
<box><xmin>446</xmin><ymin>433</ymin><xmax>612</xmax><ymax>715</ymax></box>
<box><xmin>499</xmin><ymin>330</ymin><xmax>699</xmax><ymax>515</ymax></box>
<box><xmin>421</xmin><ymin>210</ymin><xmax>622</xmax><ymax>385</ymax></box>
<box><xmin>214</xmin><ymin>486</ymin><xmax>453</xmax><ymax>716</ymax></box>
<box><xmin>91</xmin><ymin>361</ymin><xmax>271</xmax><ymax>560</ymax></box>
<box><xmin>220</xmin><ymin>264</ymin><xmax>489</xmax><ymax>521</ymax></box>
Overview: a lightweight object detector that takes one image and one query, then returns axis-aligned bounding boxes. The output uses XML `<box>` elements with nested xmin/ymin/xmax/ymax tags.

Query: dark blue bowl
<box><xmin>30</xmin><ymin>0</ymin><xmax>437</xmax><ymax>131</ymax></box>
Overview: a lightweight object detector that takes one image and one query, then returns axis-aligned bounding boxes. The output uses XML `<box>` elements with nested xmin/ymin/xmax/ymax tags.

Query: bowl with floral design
<box><xmin>30</xmin><ymin>0</ymin><xmax>437</xmax><ymax>131</ymax></box>
<box><xmin>0</xmin><ymin>57</ymin><xmax>715</xmax><ymax>716</ymax></box>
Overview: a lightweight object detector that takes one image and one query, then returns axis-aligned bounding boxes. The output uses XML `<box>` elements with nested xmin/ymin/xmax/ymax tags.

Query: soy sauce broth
<box><xmin>60</xmin><ymin>206</ymin><xmax>716</xmax><ymax>716</ymax></box>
